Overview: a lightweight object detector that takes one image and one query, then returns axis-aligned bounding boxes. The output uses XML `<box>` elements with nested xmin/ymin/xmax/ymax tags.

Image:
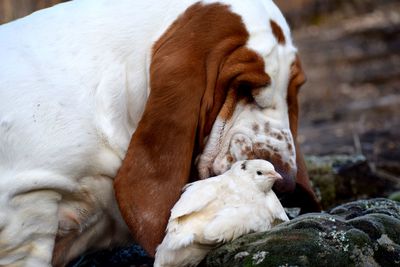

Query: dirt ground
<box><xmin>280</xmin><ymin>0</ymin><xmax>400</xmax><ymax>180</ymax></box>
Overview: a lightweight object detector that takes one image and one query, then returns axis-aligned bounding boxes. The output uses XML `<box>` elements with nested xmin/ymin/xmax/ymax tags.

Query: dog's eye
<box><xmin>257</xmin><ymin>171</ymin><xmax>262</xmax><ymax>175</ymax></box>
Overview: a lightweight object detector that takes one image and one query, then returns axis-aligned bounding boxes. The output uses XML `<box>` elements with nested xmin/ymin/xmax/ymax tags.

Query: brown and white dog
<box><xmin>0</xmin><ymin>0</ymin><xmax>320</xmax><ymax>266</ymax></box>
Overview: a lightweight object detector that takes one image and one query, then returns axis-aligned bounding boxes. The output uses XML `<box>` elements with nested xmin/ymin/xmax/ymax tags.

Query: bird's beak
<box><xmin>271</xmin><ymin>172</ymin><xmax>283</xmax><ymax>181</ymax></box>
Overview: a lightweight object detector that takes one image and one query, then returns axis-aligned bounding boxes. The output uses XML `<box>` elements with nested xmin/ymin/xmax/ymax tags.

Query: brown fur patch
<box><xmin>270</xmin><ymin>19</ymin><xmax>286</xmax><ymax>45</ymax></box>
<box><xmin>284</xmin><ymin>54</ymin><xmax>321</xmax><ymax>212</ymax></box>
<box><xmin>212</xmin><ymin>48</ymin><xmax>270</xmax><ymax>123</ymax></box>
<box><xmin>252</xmin><ymin>123</ymin><xmax>260</xmax><ymax>133</ymax></box>
<box><xmin>286</xmin><ymin>55</ymin><xmax>304</xmax><ymax>138</ymax></box>
<box><xmin>114</xmin><ymin>2</ymin><xmax>272</xmax><ymax>256</ymax></box>
<box><xmin>264</xmin><ymin>122</ymin><xmax>271</xmax><ymax>131</ymax></box>
<box><xmin>287</xmin><ymin>142</ymin><xmax>293</xmax><ymax>152</ymax></box>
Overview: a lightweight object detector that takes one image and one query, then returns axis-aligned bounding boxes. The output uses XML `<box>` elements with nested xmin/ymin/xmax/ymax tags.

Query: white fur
<box><xmin>0</xmin><ymin>0</ymin><xmax>296</xmax><ymax>265</ymax></box>
<box><xmin>154</xmin><ymin>160</ymin><xmax>289</xmax><ymax>267</ymax></box>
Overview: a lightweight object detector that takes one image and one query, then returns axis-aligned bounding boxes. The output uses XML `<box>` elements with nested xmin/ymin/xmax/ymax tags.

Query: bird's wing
<box><xmin>265</xmin><ymin>190</ymin><xmax>289</xmax><ymax>223</ymax></box>
<box><xmin>202</xmin><ymin>190</ymin><xmax>289</xmax><ymax>244</ymax></box>
<box><xmin>202</xmin><ymin>204</ymin><xmax>266</xmax><ymax>243</ymax></box>
<box><xmin>169</xmin><ymin>176</ymin><xmax>225</xmax><ymax>220</ymax></box>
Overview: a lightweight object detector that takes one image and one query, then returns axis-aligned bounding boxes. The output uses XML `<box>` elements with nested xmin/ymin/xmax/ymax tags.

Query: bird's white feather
<box><xmin>265</xmin><ymin>190</ymin><xmax>290</xmax><ymax>223</ymax></box>
<box><xmin>154</xmin><ymin>160</ymin><xmax>289</xmax><ymax>267</ymax></box>
<box><xmin>169</xmin><ymin>177</ymin><xmax>223</xmax><ymax>220</ymax></box>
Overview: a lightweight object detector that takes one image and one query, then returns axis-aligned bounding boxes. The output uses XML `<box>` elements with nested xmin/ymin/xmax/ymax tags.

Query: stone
<box><xmin>305</xmin><ymin>155</ymin><xmax>400</xmax><ymax>210</ymax></box>
<box><xmin>204</xmin><ymin>198</ymin><xmax>400</xmax><ymax>267</ymax></box>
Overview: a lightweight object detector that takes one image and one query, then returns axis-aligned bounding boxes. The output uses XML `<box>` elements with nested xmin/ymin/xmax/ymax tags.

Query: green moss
<box><xmin>389</xmin><ymin>191</ymin><xmax>400</xmax><ymax>202</ymax></box>
<box><xmin>365</xmin><ymin>214</ymin><xmax>400</xmax><ymax>244</ymax></box>
<box><xmin>304</xmin><ymin>155</ymin><xmax>369</xmax><ymax>210</ymax></box>
<box><xmin>344</xmin><ymin>229</ymin><xmax>372</xmax><ymax>248</ymax></box>
<box><xmin>310</xmin><ymin>173</ymin><xmax>337</xmax><ymax>209</ymax></box>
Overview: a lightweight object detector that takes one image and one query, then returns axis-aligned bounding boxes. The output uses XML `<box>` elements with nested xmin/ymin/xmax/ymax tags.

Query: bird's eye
<box><xmin>257</xmin><ymin>171</ymin><xmax>262</xmax><ymax>175</ymax></box>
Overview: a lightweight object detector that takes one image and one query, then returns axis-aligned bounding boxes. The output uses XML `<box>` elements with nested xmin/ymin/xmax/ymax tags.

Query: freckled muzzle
<box><xmin>197</xmin><ymin>102</ymin><xmax>297</xmax><ymax>193</ymax></box>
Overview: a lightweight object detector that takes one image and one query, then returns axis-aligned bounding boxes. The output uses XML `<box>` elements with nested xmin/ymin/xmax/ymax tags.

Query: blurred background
<box><xmin>0</xmin><ymin>0</ymin><xmax>64</xmax><ymax>23</ymax></box>
<box><xmin>1</xmin><ymin>0</ymin><xmax>399</xmax><ymax>209</ymax></box>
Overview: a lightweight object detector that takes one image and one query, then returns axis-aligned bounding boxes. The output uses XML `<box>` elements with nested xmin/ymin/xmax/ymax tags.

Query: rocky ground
<box><xmin>205</xmin><ymin>198</ymin><xmax>400</xmax><ymax>267</ymax></box>
<box><xmin>69</xmin><ymin>198</ymin><xmax>400</xmax><ymax>267</ymax></box>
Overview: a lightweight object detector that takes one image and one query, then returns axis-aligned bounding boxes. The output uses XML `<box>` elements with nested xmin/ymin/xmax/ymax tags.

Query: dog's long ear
<box><xmin>286</xmin><ymin>55</ymin><xmax>321</xmax><ymax>212</ymax></box>
<box><xmin>113</xmin><ymin>3</ymin><xmax>251</xmax><ymax>256</ymax></box>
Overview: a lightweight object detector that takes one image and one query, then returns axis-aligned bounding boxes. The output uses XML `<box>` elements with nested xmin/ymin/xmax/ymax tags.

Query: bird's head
<box><xmin>231</xmin><ymin>160</ymin><xmax>283</xmax><ymax>192</ymax></box>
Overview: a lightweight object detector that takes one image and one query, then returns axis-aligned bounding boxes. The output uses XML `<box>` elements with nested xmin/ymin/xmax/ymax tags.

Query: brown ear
<box><xmin>113</xmin><ymin>3</ymin><xmax>257</xmax><ymax>256</ymax></box>
<box><xmin>285</xmin><ymin>55</ymin><xmax>321</xmax><ymax>212</ymax></box>
<box><xmin>294</xmin><ymin>144</ymin><xmax>322</xmax><ymax>213</ymax></box>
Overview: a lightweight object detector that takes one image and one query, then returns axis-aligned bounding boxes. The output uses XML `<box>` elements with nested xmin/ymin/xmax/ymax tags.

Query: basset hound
<box><xmin>0</xmin><ymin>0</ymin><xmax>320</xmax><ymax>266</ymax></box>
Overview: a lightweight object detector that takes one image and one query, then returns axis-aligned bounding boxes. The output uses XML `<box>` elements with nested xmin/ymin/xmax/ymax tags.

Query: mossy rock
<box><xmin>305</xmin><ymin>155</ymin><xmax>400</xmax><ymax>209</ymax></box>
<box><xmin>205</xmin><ymin>198</ymin><xmax>400</xmax><ymax>267</ymax></box>
<box><xmin>69</xmin><ymin>199</ymin><xmax>400</xmax><ymax>267</ymax></box>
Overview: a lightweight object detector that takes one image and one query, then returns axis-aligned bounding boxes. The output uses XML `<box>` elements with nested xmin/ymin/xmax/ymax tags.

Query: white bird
<box><xmin>154</xmin><ymin>159</ymin><xmax>289</xmax><ymax>267</ymax></box>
